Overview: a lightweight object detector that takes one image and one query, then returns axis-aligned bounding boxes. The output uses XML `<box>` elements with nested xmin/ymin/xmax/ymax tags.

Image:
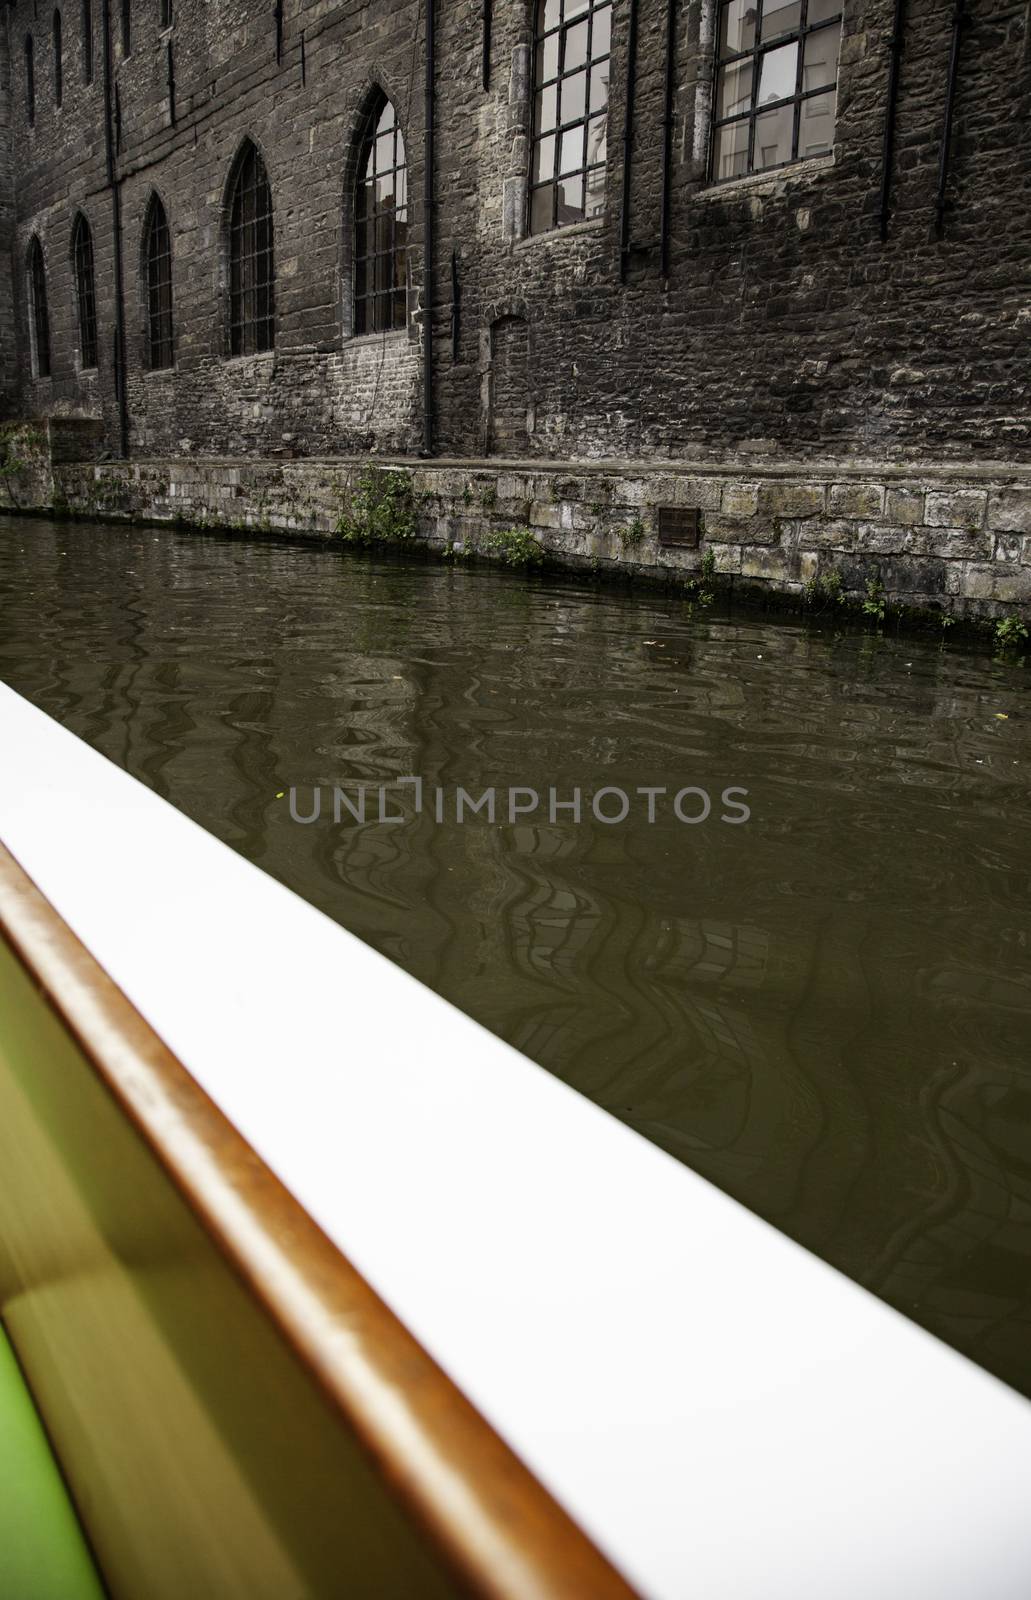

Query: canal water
<box><xmin>3</xmin><ymin>514</ymin><xmax>1031</xmax><ymax>1398</ymax></box>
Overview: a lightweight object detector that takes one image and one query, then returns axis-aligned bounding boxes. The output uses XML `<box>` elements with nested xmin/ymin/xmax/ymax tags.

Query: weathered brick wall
<box><xmin>2</xmin><ymin>0</ymin><xmax>1029</xmax><ymax>468</ymax></box>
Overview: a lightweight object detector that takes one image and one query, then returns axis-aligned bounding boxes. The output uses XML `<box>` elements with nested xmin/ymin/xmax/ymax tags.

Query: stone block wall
<box><xmin>43</xmin><ymin>453</ymin><xmax>1031</xmax><ymax>619</ymax></box>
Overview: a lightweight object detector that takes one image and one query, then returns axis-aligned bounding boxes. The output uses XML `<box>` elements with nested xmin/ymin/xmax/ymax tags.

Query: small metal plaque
<box><xmin>656</xmin><ymin>507</ymin><xmax>700</xmax><ymax>549</ymax></box>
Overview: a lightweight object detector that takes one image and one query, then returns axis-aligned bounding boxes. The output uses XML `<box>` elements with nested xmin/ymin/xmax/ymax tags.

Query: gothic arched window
<box><xmin>144</xmin><ymin>194</ymin><xmax>174</xmax><ymax>369</ymax></box>
<box><xmin>353</xmin><ymin>95</ymin><xmax>408</xmax><ymax>335</ymax></box>
<box><xmin>227</xmin><ymin>142</ymin><xmax>275</xmax><ymax>355</ymax></box>
<box><xmin>72</xmin><ymin>213</ymin><xmax>98</xmax><ymax>369</ymax></box>
<box><xmin>529</xmin><ymin>0</ymin><xmax>611</xmax><ymax>234</ymax></box>
<box><xmin>28</xmin><ymin>238</ymin><xmax>51</xmax><ymax>378</ymax></box>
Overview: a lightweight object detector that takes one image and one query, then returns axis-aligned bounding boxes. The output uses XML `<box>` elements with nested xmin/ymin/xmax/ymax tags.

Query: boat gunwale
<box><xmin>0</xmin><ymin>839</ymin><xmax>638</xmax><ymax>1600</ymax></box>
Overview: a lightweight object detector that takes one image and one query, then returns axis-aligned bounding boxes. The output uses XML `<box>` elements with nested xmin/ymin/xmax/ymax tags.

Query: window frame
<box><xmin>28</xmin><ymin>239</ymin><xmax>51</xmax><ymax>380</ymax></box>
<box><xmin>226</xmin><ymin>143</ymin><xmax>275</xmax><ymax>358</ymax></box>
<box><xmin>709</xmin><ymin>0</ymin><xmax>842</xmax><ymax>185</ymax></box>
<box><xmin>528</xmin><ymin>0</ymin><xmax>612</xmax><ymax>237</ymax></box>
<box><xmin>143</xmin><ymin>194</ymin><xmax>174</xmax><ymax>371</ymax></box>
<box><xmin>72</xmin><ymin>213</ymin><xmax>98</xmax><ymax>370</ymax></box>
<box><xmin>352</xmin><ymin>94</ymin><xmax>410</xmax><ymax>338</ymax></box>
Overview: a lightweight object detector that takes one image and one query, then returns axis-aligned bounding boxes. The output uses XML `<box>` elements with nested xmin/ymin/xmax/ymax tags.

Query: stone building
<box><xmin>0</xmin><ymin>0</ymin><xmax>1029</xmax><ymax>612</ymax></box>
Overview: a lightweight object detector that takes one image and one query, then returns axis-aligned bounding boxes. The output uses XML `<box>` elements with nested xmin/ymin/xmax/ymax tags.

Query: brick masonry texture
<box><xmin>0</xmin><ymin>0</ymin><xmax>1029</xmax><ymax>616</ymax></box>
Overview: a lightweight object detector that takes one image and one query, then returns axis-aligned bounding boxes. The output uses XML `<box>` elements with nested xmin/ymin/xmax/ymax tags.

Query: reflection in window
<box><xmin>28</xmin><ymin>238</ymin><xmax>51</xmax><ymax>378</ymax></box>
<box><xmin>529</xmin><ymin>0</ymin><xmax>611</xmax><ymax>235</ymax></box>
<box><xmin>711</xmin><ymin>0</ymin><xmax>841</xmax><ymax>183</ymax></box>
<box><xmin>228</xmin><ymin>143</ymin><xmax>275</xmax><ymax>355</ymax></box>
<box><xmin>144</xmin><ymin>194</ymin><xmax>174</xmax><ymax>369</ymax></box>
<box><xmin>72</xmin><ymin>214</ymin><xmax>98</xmax><ymax>369</ymax></box>
<box><xmin>354</xmin><ymin>95</ymin><xmax>408</xmax><ymax>335</ymax></box>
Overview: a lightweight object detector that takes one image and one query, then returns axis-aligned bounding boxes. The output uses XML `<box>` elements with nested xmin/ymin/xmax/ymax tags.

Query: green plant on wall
<box><xmin>336</xmin><ymin>468</ymin><xmax>418</xmax><ymax>546</ymax></box>
<box><xmin>995</xmin><ymin>615</ymin><xmax>1029</xmax><ymax>652</ymax></box>
<box><xmin>619</xmin><ymin>517</ymin><xmax>645</xmax><ymax>551</ymax></box>
<box><xmin>0</xmin><ymin>424</ymin><xmax>38</xmax><ymax>509</ymax></box>
<box><xmin>862</xmin><ymin>578</ymin><xmax>887</xmax><ymax>624</ymax></box>
<box><xmin>483</xmin><ymin>527</ymin><xmax>546</xmax><ymax>567</ymax></box>
<box><xmin>803</xmin><ymin>568</ymin><xmax>846</xmax><ymax>608</ymax></box>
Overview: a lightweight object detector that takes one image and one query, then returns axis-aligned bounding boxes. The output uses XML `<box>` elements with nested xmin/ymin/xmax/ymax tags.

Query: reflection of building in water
<box><xmin>7</xmin><ymin>522</ymin><xmax>1031</xmax><ymax>1400</ymax></box>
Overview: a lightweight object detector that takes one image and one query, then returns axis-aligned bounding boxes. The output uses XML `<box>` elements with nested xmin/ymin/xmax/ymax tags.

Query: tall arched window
<box><xmin>25</xmin><ymin>36</ymin><xmax>35</xmax><ymax>126</ymax></box>
<box><xmin>28</xmin><ymin>239</ymin><xmax>51</xmax><ymax>378</ymax></box>
<box><xmin>72</xmin><ymin>214</ymin><xmax>98</xmax><ymax>369</ymax></box>
<box><xmin>53</xmin><ymin>11</ymin><xmax>63</xmax><ymax>108</ymax></box>
<box><xmin>529</xmin><ymin>0</ymin><xmax>611</xmax><ymax>234</ymax></box>
<box><xmin>353</xmin><ymin>95</ymin><xmax>408</xmax><ymax>336</ymax></box>
<box><xmin>227</xmin><ymin>143</ymin><xmax>275</xmax><ymax>355</ymax></box>
<box><xmin>82</xmin><ymin>0</ymin><xmax>93</xmax><ymax>84</ymax></box>
<box><xmin>144</xmin><ymin>194</ymin><xmax>174</xmax><ymax>369</ymax></box>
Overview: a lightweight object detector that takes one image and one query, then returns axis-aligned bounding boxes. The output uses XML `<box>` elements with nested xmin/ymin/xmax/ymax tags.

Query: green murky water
<box><xmin>2</xmin><ymin>515</ymin><xmax>1031</xmax><ymax>1395</ymax></box>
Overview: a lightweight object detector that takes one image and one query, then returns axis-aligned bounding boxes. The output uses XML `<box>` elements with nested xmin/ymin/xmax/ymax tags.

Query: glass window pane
<box><xmin>559</xmin><ymin>124</ymin><xmax>585</xmax><ymax>174</ymax></box>
<box><xmin>557</xmin><ymin>173</ymin><xmax>584</xmax><ymax>223</ymax></box>
<box><xmin>531</xmin><ymin>184</ymin><xmax>554</xmax><ymax>232</ymax></box>
<box><xmin>591</xmin><ymin>6</ymin><xmax>611</xmax><ymax>57</ymax></box>
<box><xmin>586</xmin><ymin>163</ymin><xmax>606</xmax><ymax>217</ymax></box>
<box><xmin>563</xmin><ymin>19</ymin><xmax>588</xmax><ymax>72</ymax></box>
<box><xmin>720</xmin><ymin>0</ymin><xmax>756</xmax><ymax>57</ymax></box>
<box><xmin>542</xmin><ymin>0</ymin><xmax>561</xmax><ymax>29</ymax></box>
<box><xmin>713</xmin><ymin>118</ymin><xmax>749</xmax><ymax>180</ymax></box>
<box><xmin>717</xmin><ymin>59</ymin><xmax>752</xmax><ymax>120</ymax></box>
<box><xmin>537</xmin><ymin>34</ymin><xmax>559</xmax><ymax>82</ymax></box>
<box><xmin>807</xmin><ymin>0</ymin><xmax>841</xmax><ymax>21</ymax></box>
<box><xmin>563</xmin><ymin>0</ymin><xmax>590</xmax><ymax>17</ymax></box>
<box><xmin>589</xmin><ymin>63</ymin><xmax>609</xmax><ymax>113</ymax></box>
<box><xmin>535</xmin><ymin>84</ymin><xmax>558</xmax><ymax>133</ymax></box>
<box><xmin>758</xmin><ymin>40</ymin><xmax>797</xmax><ymax>105</ymax></box>
<box><xmin>561</xmin><ymin>68</ymin><xmax>587</xmax><ymax>123</ymax></box>
<box><xmin>587</xmin><ymin>112</ymin><xmax>606</xmax><ymax>167</ymax></box>
<box><xmin>803</xmin><ymin>21</ymin><xmax>841</xmax><ymax>92</ymax></box>
<box><xmin>753</xmin><ymin>101</ymin><xmax>794</xmax><ymax>168</ymax></box>
<box><xmin>799</xmin><ymin>88</ymin><xmax>835</xmax><ymax>155</ymax></box>
<box><xmin>760</xmin><ymin>0</ymin><xmax>800</xmax><ymax>41</ymax></box>
<box><xmin>534</xmin><ymin>133</ymin><xmax>556</xmax><ymax>182</ymax></box>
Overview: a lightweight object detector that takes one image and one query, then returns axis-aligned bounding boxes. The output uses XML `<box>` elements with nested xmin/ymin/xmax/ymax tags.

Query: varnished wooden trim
<box><xmin>0</xmin><ymin>840</ymin><xmax>639</xmax><ymax>1600</ymax></box>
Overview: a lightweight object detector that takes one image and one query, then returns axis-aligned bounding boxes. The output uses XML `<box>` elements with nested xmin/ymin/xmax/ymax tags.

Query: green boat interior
<box><xmin>0</xmin><ymin>1322</ymin><xmax>105</xmax><ymax>1600</ymax></box>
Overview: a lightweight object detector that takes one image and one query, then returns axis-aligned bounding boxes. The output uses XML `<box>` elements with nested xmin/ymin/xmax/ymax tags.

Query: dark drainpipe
<box><xmin>659</xmin><ymin>0</ymin><xmax>677</xmax><ymax>283</ymax></box>
<box><xmin>101</xmin><ymin>0</ymin><xmax>129</xmax><ymax>457</ymax></box>
<box><xmin>878</xmin><ymin>0</ymin><xmax>906</xmax><ymax>241</ymax></box>
<box><xmin>422</xmin><ymin>0</ymin><xmax>435</xmax><ymax>456</ymax></box>
<box><xmin>482</xmin><ymin>0</ymin><xmax>492</xmax><ymax>92</ymax></box>
<box><xmin>619</xmin><ymin>0</ymin><xmax>639</xmax><ymax>282</ymax></box>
